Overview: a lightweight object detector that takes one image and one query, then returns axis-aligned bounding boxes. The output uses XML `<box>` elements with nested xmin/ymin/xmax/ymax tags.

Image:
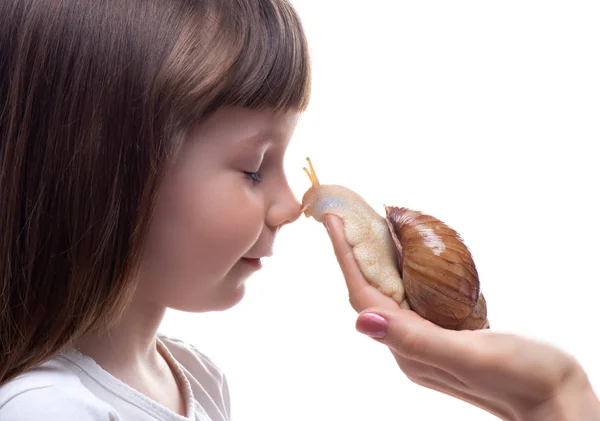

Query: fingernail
<box><xmin>356</xmin><ymin>313</ymin><xmax>388</xmax><ymax>339</ymax></box>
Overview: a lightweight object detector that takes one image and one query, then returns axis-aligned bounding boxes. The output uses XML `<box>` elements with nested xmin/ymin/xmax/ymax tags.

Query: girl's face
<box><xmin>137</xmin><ymin>107</ymin><xmax>302</xmax><ymax>312</ymax></box>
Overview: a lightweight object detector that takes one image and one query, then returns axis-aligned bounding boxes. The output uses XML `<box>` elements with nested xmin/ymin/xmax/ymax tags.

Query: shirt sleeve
<box><xmin>0</xmin><ymin>386</ymin><xmax>113</xmax><ymax>421</ymax></box>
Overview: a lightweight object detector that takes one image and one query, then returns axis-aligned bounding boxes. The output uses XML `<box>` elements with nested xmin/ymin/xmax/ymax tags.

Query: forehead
<box><xmin>190</xmin><ymin>107</ymin><xmax>300</xmax><ymax>146</ymax></box>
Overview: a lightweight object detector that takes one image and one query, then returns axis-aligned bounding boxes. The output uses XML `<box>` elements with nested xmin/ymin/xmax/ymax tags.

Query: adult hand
<box><xmin>324</xmin><ymin>214</ymin><xmax>600</xmax><ymax>421</ymax></box>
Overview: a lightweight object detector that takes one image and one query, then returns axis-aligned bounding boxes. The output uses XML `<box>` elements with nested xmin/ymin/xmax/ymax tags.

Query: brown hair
<box><xmin>0</xmin><ymin>0</ymin><xmax>311</xmax><ymax>385</ymax></box>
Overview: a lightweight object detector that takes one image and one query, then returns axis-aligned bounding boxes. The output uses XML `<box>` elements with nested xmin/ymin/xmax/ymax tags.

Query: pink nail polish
<box><xmin>356</xmin><ymin>313</ymin><xmax>388</xmax><ymax>339</ymax></box>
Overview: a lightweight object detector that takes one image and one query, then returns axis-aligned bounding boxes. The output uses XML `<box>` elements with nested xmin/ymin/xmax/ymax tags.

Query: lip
<box><xmin>241</xmin><ymin>257</ymin><xmax>263</xmax><ymax>270</ymax></box>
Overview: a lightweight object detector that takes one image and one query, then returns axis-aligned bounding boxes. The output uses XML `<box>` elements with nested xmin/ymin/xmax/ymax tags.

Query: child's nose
<box><xmin>267</xmin><ymin>187</ymin><xmax>302</xmax><ymax>229</ymax></box>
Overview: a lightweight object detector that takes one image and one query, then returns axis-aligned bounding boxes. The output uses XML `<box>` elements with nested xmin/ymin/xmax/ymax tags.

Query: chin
<box><xmin>209</xmin><ymin>284</ymin><xmax>246</xmax><ymax>311</ymax></box>
<box><xmin>170</xmin><ymin>283</ymin><xmax>247</xmax><ymax>313</ymax></box>
<box><xmin>168</xmin><ymin>263</ymin><xmax>255</xmax><ymax>313</ymax></box>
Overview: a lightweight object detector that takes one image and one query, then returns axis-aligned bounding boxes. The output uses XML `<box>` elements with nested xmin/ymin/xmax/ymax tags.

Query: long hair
<box><xmin>0</xmin><ymin>0</ymin><xmax>311</xmax><ymax>385</ymax></box>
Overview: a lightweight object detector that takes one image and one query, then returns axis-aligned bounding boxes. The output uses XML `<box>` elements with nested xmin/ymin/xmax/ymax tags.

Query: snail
<box><xmin>301</xmin><ymin>157</ymin><xmax>489</xmax><ymax>330</ymax></box>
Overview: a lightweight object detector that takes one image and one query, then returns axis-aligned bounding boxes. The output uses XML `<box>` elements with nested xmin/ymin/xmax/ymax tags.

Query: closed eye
<box><xmin>244</xmin><ymin>171</ymin><xmax>263</xmax><ymax>184</ymax></box>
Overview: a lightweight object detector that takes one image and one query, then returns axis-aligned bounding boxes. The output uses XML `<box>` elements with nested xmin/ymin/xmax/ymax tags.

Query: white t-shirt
<box><xmin>0</xmin><ymin>334</ymin><xmax>231</xmax><ymax>421</ymax></box>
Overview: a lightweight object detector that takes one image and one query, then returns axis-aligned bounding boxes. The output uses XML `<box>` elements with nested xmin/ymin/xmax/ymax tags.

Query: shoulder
<box><xmin>158</xmin><ymin>334</ymin><xmax>231</xmax><ymax>418</ymax></box>
<box><xmin>0</xmin><ymin>358</ymin><xmax>115</xmax><ymax>420</ymax></box>
<box><xmin>159</xmin><ymin>333</ymin><xmax>227</xmax><ymax>384</ymax></box>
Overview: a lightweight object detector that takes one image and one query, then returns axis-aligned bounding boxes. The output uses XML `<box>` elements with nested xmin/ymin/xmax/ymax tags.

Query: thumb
<box><xmin>355</xmin><ymin>307</ymin><xmax>467</xmax><ymax>368</ymax></box>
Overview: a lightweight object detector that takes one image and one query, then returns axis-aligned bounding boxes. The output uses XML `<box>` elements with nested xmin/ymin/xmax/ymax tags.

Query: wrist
<box><xmin>522</xmin><ymin>372</ymin><xmax>600</xmax><ymax>421</ymax></box>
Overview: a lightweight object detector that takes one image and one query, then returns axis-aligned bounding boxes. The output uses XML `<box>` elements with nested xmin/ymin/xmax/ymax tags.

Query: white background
<box><xmin>160</xmin><ymin>1</ymin><xmax>600</xmax><ymax>420</ymax></box>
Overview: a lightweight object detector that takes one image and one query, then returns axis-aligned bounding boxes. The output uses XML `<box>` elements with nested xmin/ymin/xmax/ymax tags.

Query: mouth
<box><xmin>241</xmin><ymin>257</ymin><xmax>263</xmax><ymax>270</ymax></box>
<box><xmin>300</xmin><ymin>202</ymin><xmax>311</xmax><ymax>217</ymax></box>
<box><xmin>300</xmin><ymin>201</ymin><xmax>309</xmax><ymax>213</ymax></box>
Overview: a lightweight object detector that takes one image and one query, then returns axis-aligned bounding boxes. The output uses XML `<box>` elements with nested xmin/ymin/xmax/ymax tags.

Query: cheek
<box><xmin>186</xmin><ymin>181</ymin><xmax>265</xmax><ymax>257</ymax></box>
<box><xmin>142</xmin><ymin>176</ymin><xmax>265</xmax><ymax>288</ymax></box>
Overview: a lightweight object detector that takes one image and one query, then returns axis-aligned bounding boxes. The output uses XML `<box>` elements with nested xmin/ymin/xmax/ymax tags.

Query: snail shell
<box><xmin>301</xmin><ymin>157</ymin><xmax>489</xmax><ymax>330</ymax></box>
<box><xmin>385</xmin><ymin>206</ymin><xmax>489</xmax><ymax>330</ymax></box>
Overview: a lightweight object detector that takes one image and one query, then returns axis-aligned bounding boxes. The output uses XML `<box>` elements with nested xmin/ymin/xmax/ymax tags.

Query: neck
<box><xmin>72</xmin><ymin>295</ymin><xmax>189</xmax><ymax>417</ymax></box>
<box><xmin>74</xmin><ymin>294</ymin><xmax>167</xmax><ymax>371</ymax></box>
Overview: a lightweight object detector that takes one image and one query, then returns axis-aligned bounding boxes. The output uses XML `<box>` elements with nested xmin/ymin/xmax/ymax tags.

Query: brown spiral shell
<box><xmin>385</xmin><ymin>206</ymin><xmax>489</xmax><ymax>330</ymax></box>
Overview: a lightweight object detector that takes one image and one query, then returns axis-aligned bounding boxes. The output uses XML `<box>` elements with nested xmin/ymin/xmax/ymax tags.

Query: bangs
<box><xmin>214</xmin><ymin>0</ymin><xmax>312</xmax><ymax>112</ymax></box>
<box><xmin>162</xmin><ymin>0</ymin><xmax>311</xmax><ymax>126</ymax></box>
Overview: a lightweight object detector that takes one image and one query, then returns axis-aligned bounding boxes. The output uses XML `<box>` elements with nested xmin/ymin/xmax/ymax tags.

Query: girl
<box><xmin>1</xmin><ymin>1</ymin><xmax>598</xmax><ymax>420</ymax></box>
<box><xmin>0</xmin><ymin>0</ymin><xmax>308</xmax><ymax>419</ymax></box>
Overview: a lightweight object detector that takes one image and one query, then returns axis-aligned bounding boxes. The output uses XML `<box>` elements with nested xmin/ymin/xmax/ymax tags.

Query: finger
<box><xmin>325</xmin><ymin>214</ymin><xmax>399</xmax><ymax>312</ymax></box>
<box><xmin>324</xmin><ymin>213</ymin><xmax>370</xmax><ymax>293</ymax></box>
<box><xmin>356</xmin><ymin>306</ymin><xmax>487</xmax><ymax>373</ymax></box>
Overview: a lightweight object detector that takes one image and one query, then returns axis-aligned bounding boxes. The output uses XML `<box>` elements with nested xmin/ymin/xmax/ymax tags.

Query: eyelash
<box><xmin>244</xmin><ymin>171</ymin><xmax>263</xmax><ymax>184</ymax></box>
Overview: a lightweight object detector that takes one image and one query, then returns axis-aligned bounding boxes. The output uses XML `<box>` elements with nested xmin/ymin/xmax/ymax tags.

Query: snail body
<box><xmin>301</xmin><ymin>158</ymin><xmax>489</xmax><ymax>330</ymax></box>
